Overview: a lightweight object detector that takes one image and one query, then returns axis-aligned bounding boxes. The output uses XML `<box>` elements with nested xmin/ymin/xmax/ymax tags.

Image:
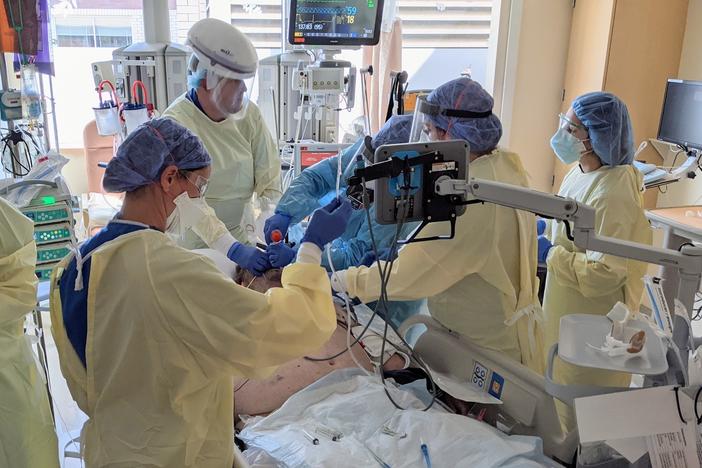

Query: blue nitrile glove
<box><xmin>537</xmin><ymin>235</ymin><xmax>553</xmax><ymax>264</ymax></box>
<box><xmin>267</xmin><ymin>243</ymin><xmax>298</xmax><ymax>268</ymax></box>
<box><xmin>359</xmin><ymin>247</ymin><xmax>398</xmax><ymax>267</ymax></box>
<box><xmin>264</xmin><ymin>213</ymin><xmax>292</xmax><ymax>244</ymax></box>
<box><xmin>537</xmin><ymin>218</ymin><xmax>546</xmax><ymax>236</ymax></box>
<box><xmin>227</xmin><ymin>242</ymin><xmax>271</xmax><ymax>276</ymax></box>
<box><xmin>301</xmin><ymin>197</ymin><xmax>353</xmax><ymax>250</ymax></box>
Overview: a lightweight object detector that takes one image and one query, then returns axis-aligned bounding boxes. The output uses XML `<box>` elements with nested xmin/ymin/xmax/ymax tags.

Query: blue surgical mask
<box><xmin>550</xmin><ymin>127</ymin><xmax>587</xmax><ymax>164</ymax></box>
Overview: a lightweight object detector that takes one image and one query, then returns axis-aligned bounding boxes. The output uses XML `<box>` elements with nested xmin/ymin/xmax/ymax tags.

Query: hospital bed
<box><xmin>193</xmin><ymin>248</ymin><xmax>561</xmax><ymax>467</ymax></box>
<box><xmin>234</xmin><ymin>313</ymin><xmax>567</xmax><ymax>467</ymax></box>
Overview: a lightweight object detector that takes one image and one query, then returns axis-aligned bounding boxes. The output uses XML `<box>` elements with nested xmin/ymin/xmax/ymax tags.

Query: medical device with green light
<box><xmin>1</xmin><ymin>178</ymin><xmax>76</xmax><ymax>281</ymax></box>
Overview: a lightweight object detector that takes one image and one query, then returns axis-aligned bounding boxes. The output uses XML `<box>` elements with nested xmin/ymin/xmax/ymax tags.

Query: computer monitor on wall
<box><xmin>288</xmin><ymin>0</ymin><xmax>384</xmax><ymax>47</ymax></box>
<box><xmin>658</xmin><ymin>79</ymin><xmax>702</xmax><ymax>151</ymax></box>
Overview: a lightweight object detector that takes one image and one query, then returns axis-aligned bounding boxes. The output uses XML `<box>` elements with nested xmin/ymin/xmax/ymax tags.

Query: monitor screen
<box><xmin>658</xmin><ymin>79</ymin><xmax>702</xmax><ymax>150</ymax></box>
<box><xmin>288</xmin><ymin>0</ymin><xmax>384</xmax><ymax>47</ymax></box>
<box><xmin>300</xmin><ymin>149</ymin><xmax>338</xmax><ymax>170</ymax></box>
<box><xmin>293</xmin><ymin>142</ymin><xmax>350</xmax><ymax>174</ymax></box>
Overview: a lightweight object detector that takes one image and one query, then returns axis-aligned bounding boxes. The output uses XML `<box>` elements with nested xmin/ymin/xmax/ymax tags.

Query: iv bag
<box><xmin>20</xmin><ymin>64</ymin><xmax>42</xmax><ymax>120</ymax></box>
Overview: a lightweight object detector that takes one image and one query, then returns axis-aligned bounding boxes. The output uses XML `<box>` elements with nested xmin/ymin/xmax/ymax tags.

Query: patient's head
<box><xmin>234</xmin><ymin>266</ymin><xmax>283</xmax><ymax>293</ymax></box>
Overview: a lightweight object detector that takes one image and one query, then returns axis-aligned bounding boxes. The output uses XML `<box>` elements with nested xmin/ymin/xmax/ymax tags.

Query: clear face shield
<box><xmin>408</xmin><ymin>96</ymin><xmax>494</xmax><ymax>143</ymax></box>
<box><xmin>409</xmin><ymin>97</ymin><xmax>440</xmax><ymax>143</ymax></box>
<box><xmin>209</xmin><ymin>72</ymin><xmax>256</xmax><ymax>119</ymax></box>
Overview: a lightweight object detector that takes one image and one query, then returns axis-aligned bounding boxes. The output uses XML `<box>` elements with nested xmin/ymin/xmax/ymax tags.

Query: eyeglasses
<box><xmin>180</xmin><ymin>171</ymin><xmax>209</xmax><ymax>197</ymax></box>
<box><xmin>558</xmin><ymin>113</ymin><xmax>587</xmax><ymax>133</ymax></box>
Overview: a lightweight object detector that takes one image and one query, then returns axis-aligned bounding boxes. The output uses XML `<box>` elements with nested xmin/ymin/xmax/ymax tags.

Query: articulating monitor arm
<box><xmin>436</xmin><ymin>176</ymin><xmax>702</xmax><ymax>384</ymax></box>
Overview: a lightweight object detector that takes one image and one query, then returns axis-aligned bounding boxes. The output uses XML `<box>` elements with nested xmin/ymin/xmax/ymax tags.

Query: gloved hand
<box><xmin>359</xmin><ymin>247</ymin><xmax>397</xmax><ymax>267</ymax></box>
<box><xmin>301</xmin><ymin>197</ymin><xmax>353</xmax><ymax>250</ymax></box>
<box><xmin>227</xmin><ymin>242</ymin><xmax>271</xmax><ymax>276</ymax></box>
<box><xmin>264</xmin><ymin>213</ymin><xmax>292</xmax><ymax>244</ymax></box>
<box><xmin>267</xmin><ymin>243</ymin><xmax>298</xmax><ymax>268</ymax></box>
<box><xmin>536</xmin><ymin>218</ymin><xmax>547</xmax><ymax>236</ymax></box>
<box><xmin>537</xmin><ymin>235</ymin><xmax>553</xmax><ymax>264</ymax></box>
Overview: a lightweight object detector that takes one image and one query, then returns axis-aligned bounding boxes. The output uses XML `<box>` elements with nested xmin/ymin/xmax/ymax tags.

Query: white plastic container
<box><xmin>93</xmin><ymin>80</ymin><xmax>121</xmax><ymax>136</ymax></box>
<box><xmin>122</xmin><ymin>104</ymin><xmax>149</xmax><ymax>135</ymax></box>
<box><xmin>122</xmin><ymin>80</ymin><xmax>153</xmax><ymax>135</ymax></box>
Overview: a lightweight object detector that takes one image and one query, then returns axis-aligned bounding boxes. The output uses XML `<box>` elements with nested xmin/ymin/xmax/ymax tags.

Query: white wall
<box><xmin>53</xmin><ymin>47</ymin><xmax>116</xmax><ymax>149</ymax></box>
<box><xmin>497</xmin><ymin>0</ymin><xmax>573</xmax><ymax>192</ymax></box>
<box><xmin>656</xmin><ymin>0</ymin><xmax>702</xmax><ymax>208</ymax></box>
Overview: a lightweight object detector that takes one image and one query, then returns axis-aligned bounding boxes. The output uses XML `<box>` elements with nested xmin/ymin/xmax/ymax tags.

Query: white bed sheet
<box><xmin>239</xmin><ymin>369</ymin><xmax>560</xmax><ymax>468</ymax></box>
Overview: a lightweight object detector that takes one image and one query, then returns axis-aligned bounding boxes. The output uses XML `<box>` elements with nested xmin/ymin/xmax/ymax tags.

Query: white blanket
<box><xmin>240</xmin><ymin>369</ymin><xmax>560</xmax><ymax>467</ymax></box>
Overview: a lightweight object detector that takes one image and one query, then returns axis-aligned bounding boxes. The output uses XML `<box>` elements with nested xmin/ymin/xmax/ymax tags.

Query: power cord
<box><xmin>1</xmin><ymin>128</ymin><xmax>34</xmax><ymax>176</ymax></box>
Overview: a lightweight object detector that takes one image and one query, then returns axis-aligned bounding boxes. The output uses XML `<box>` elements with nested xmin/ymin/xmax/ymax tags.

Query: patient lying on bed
<box><xmin>232</xmin><ymin>266</ymin><xmax>405</xmax><ymax>418</ymax></box>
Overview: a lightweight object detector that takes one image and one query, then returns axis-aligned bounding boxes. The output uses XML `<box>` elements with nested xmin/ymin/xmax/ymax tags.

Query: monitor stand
<box><xmin>315</xmin><ymin>48</ymin><xmax>354</xmax><ymax>68</ymax></box>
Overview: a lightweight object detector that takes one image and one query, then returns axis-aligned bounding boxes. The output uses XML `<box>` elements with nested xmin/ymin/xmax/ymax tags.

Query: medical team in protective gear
<box><xmin>0</xmin><ymin>198</ymin><xmax>59</xmax><ymax>467</ymax></box>
<box><xmin>14</xmin><ymin>14</ymin><xmax>654</xmax><ymax>464</ymax></box>
<box><xmin>50</xmin><ymin>118</ymin><xmax>352</xmax><ymax>467</ymax></box>
<box><xmin>262</xmin><ymin>114</ymin><xmax>426</xmax><ymax>327</ymax></box>
<box><xmin>164</xmin><ymin>18</ymin><xmax>281</xmax><ymax>268</ymax></box>
<box><xmin>540</xmin><ymin>92</ymin><xmax>652</xmax><ymax>432</ymax></box>
<box><xmin>329</xmin><ymin>77</ymin><xmax>546</xmax><ymax>373</ymax></box>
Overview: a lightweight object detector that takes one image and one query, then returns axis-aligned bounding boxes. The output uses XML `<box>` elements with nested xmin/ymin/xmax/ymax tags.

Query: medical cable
<box><xmin>304</xmin><ymin>151</ymin><xmax>406</xmax><ymax>367</ymax></box>
<box><xmin>678</xmin><ymin>242</ymin><xmax>696</xmax><ymax>252</ymax></box>
<box><xmin>670</xmin><ymin>148</ymin><xmax>686</xmax><ymax>171</ymax></box>
<box><xmin>360</xmin><ymin>67</ymin><xmax>372</xmax><ymax>135</ymax></box>
<box><xmin>330</xmin><ymin>149</ymin><xmax>372</xmax><ymax>375</ymax></box>
<box><xmin>344</xmin><ymin>158</ymin><xmax>420</xmax><ymax>377</ymax></box>
<box><xmin>338</xmin><ymin>272</ymin><xmax>372</xmax><ymax>376</ymax></box>
<box><xmin>673</xmin><ymin>386</ymin><xmax>687</xmax><ymax>424</ymax></box>
<box><xmin>361</xmin><ymin>178</ymin><xmax>438</xmax><ymax>407</ymax></box>
<box><xmin>361</xmin><ymin>177</ymin><xmax>437</xmax><ymax>411</ymax></box>
<box><xmin>304</xmin><ymin>150</ymin><xmax>373</xmax><ymax>370</ymax></box>
<box><xmin>691</xmin><ymin>292</ymin><xmax>702</xmax><ymax>321</ymax></box>
<box><xmin>364</xmin><ymin>442</ymin><xmax>391</xmax><ymax>468</ymax></box>
<box><xmin>301</xmin><ymin>303</ymin><xmax>381</xmax><ymax>362</ymax></box>
<box><xmin>694</xmin><ymin>386</ymin><xmax>702</xmax><ymax>424</ymax></box>
<box><xmin>371</xmin><ymin>184</ymin><xmax>421</xmax><ymax>408</ymax></box>
<box><xmin>300</xmin><ymin>112</ymin><xmax>310</xmax><ymax>142</ymax></box>
<box><xmin>308</xmin><ymin>152</ymin><xmax>437</xmax><ymax>410</ymax></box>
<box><xmin>310</xmin><ymin>177</ymin><xmax>437</xmax><ymax>410</ymax></box>
<box><xmin>1</xmin><ymin>129</ymin><xmax>34</xmax><ymax>177</ymax></box>
<box><xmin>562</xmin><ymin>219</ymin><xmax>574</xmax><ymax>242</ymax></box>
<box><xmin>294</xmin><ymin>103</ymin><xmax>304</xmax><ymax>143</ymax></box>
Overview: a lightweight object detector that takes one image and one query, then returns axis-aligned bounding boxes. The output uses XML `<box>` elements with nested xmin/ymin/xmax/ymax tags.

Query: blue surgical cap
<box><xmin>103</xmin><ymin>118</ymin><xmax>211</xmax><ymax>193</ymax></box>
<box><xmin>427</xmin><ymin>77</ymin><xmax>502</xmax><ymax>153</ymax></box>
<box><xmin>372</xmin><ymin>114</ymin><xmax>413</xmax><ymax>150</ymax></box>
<box><xmin>572</xmin><ymin>92</ymin><xmax>634</xmax><ymax>166</ymax></box>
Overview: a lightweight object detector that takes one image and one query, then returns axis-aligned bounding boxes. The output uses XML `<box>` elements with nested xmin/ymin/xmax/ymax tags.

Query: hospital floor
<box><xmin>41</xmin><ymin>309</ymin><xmax>87</xmax><ymax>468</ymax></box>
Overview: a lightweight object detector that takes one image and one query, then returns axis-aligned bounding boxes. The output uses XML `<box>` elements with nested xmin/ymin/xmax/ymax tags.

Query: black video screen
<box><xmin>658</xmin><ymin>80</ymin><xmax>702</xmax><ymax>150</ymax></box>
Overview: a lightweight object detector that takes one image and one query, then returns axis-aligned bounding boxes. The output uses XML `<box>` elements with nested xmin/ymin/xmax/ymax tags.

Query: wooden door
<box><xmin>605</xmin><ymin>0</ymin><xmax>689</xmax><ymax>209</ymax></box>
<box><xmin>553</xmin><ymin>0</ymin><xmax>616</xmax><ymax>192</ymax></box>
